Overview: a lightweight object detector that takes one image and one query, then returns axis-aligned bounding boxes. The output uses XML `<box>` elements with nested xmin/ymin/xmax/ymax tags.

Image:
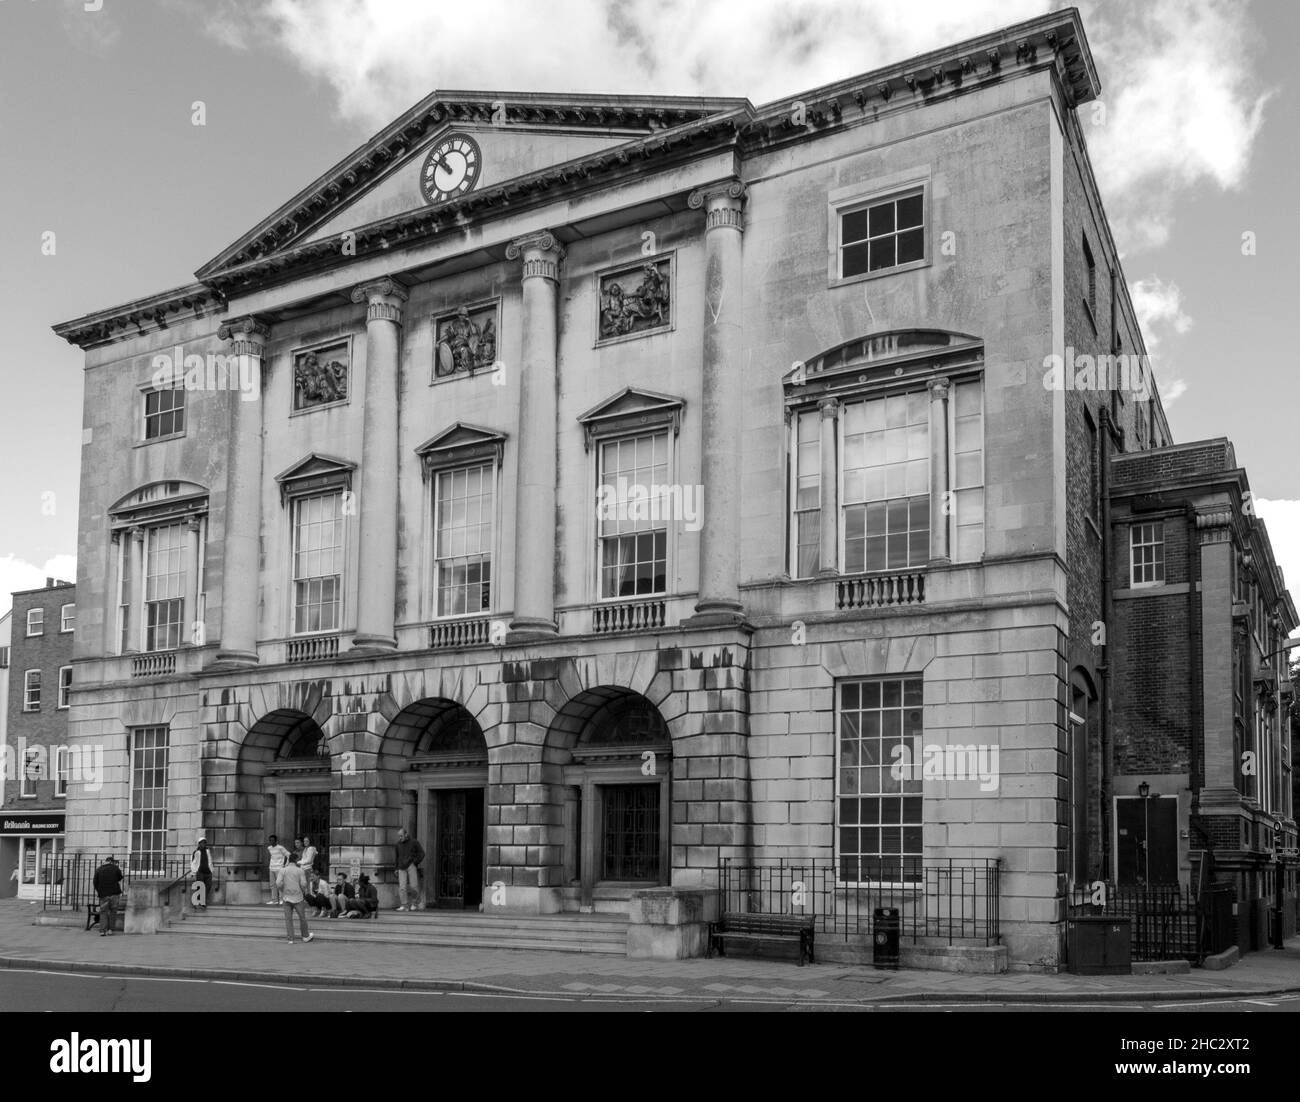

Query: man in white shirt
<box><xmin>266</xmin><ymin>835</ymin><xmax>290</xmax><ymax>905</ymax></box>
<box><xmin>276</xmin><ymin>853</ymin><xmax>315</xmax><ymax>945</ymax></box>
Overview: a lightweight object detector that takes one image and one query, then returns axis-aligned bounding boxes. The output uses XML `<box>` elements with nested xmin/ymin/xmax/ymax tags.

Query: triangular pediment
<box><xmin>579</xmin><ymin>387</ymin><xmax>684</xmax><ymax>425</ymax></box>
<box><xmin>273</xmin><ymin>454</ymin><xmax>353</xmax><ymax>483</ymax></box>
<box><xmin>578</xmin><ymin>387</ymin><xmax>684</xmax><ymax>450</ymax></box>
<box><xmin>415</xmin><ymin>422</ymin><xmax>506</xmax><ymax>470</ymax></box>
<box><xmin>197</xmin><ymin>93</ymin><xmax>743</xmax><ymax>280</ymax></box>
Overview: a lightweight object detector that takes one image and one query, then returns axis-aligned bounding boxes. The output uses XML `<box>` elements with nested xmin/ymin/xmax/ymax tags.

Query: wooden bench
<box><xmin>708</xmin><ymin>913</ymin><xmax>815</xmax><ymax>965</ymax></box>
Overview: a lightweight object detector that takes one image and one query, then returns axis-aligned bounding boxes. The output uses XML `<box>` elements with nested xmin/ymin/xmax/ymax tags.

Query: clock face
<box><xmin>420</xmin><ymin>133</ymin><xmax>482</xmax><ymax>205</ymax></box>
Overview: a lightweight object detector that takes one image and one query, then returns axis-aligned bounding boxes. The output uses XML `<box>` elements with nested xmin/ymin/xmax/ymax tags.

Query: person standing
<box><xmin>276</xmin><ymin>853</ymin><xmax>314</xmax><ymax>945</ymax></box>
<box><xmin>394</xmin><ymin>828</ymin><xmax>424</xmax><ymax>911</ymax></box>
<box><xmin>299</xmin><ymin>836</ymin><xmax>318</xmax><ymax>881</ymax></box>
<box><xmin>92</xmin><ymin>856</ymin><xmax>123</xmax><ymax>937</ymax></box>
<box><xmin>191</xmin><ymin>836</ymin><xmax>214</xmax><ymax>909</ymax></box>
<box><xmin>266</xmin><ymin>835</ymin><xmax>289</xmax><ymax>905</ymax></box>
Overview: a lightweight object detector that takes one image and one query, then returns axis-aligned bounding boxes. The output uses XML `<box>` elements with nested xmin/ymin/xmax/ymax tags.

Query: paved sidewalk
<box><xmin>4</xmin><ymin>898</ymin><xmax>1300</xmax><ymax>1004</ymax></box>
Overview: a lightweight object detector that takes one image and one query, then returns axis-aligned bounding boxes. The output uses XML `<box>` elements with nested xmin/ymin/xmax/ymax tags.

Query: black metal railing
<box><xmin>718</xmin><ymin>858</ymin><xmax>1000</xmax><ymax>946</ymax></box>
<box><xmin>1064</xmin><ymin>882</ymin><xmax>1224</xmax><ymax>963</ymax></box>
<box><xmin>40</xmin><ymin>853</ymin><xmax>190</xmax><ymax>912</ymax></box>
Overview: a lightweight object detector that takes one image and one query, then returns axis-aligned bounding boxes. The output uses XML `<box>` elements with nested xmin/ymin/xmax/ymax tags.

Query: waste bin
<box><xmin>1066</xmin><ymin>916</ymin><xmax>1132</xmax><ymax>975</ymax></box>
<box><xmin>873</xmin><ymin>907</ymin><xmax>900</xmax><ymax>969</ymax></box>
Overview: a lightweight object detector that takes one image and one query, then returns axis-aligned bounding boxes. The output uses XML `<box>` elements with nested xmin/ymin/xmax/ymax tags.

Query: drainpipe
<box><xmin>1187</xmin><ymin>505</ymin><xmax>1206</xmax><ymax>882</ymax></box>
<box><xmin>1098</xmin><ymin>409</ymin><xmax>1115</xmax><ymax>881</ymax></box>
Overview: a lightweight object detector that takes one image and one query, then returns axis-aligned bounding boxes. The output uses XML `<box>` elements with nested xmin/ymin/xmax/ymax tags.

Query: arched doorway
<box><xmin>385</xmin><ymin>699</ymin><xmax>488</xmax><ymax>910</ymax></box>
<box><xmin>238</xmin><ymin>709</ymin><xmax>332</xmax><ymax>873</ymax></box>
<box><xmin>549</xmin><ymin>688</ymin><xmax>672</xmax><ymax>911</ymax></box>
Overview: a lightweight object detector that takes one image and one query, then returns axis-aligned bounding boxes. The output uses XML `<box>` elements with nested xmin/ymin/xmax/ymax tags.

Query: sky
<box><xmin>0</xmin><ymin>0</ymin><xmax>1296</xmax><ymax>624</ymax></box>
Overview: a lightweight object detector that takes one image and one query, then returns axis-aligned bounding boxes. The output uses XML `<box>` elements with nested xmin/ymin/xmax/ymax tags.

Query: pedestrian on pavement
<box><xmin>267</xmin><ymin>834</ymin><xmax>289</xmax><ymax>905</ymax></box>
<box><xmin>394</xmin><ymin>828</ymin><xmax>425</xmax><ymax>911</ymax></box>
<box><xmin>276</xmin><ymin>852</ymin><xmax>314</xmax><ymax>945</ymax></box>
<box><xmin>327</xmin><ymin>872</ymin><xmax>354</xmax><ymax>917</ymax></box>
<box><xmin>92</xmin><ymin>856</ymin><xmax>123</xmax><ymax>937</ymax></box>
<box><xmin>344</xmin><ymin>873</ymin><xmax>379</xmax><ymax>919</ymax></box>
<box><xmin>191</xmin><ymin>836</ymin><xmax>214</xmax><ymax>909</ymax></box>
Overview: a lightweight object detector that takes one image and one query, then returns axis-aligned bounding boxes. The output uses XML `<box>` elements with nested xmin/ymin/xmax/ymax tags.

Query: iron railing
<box><xmin>718</xmin><ymin>858</ymin><xmax>1000</xmax><ymax>946</ymax></box>
<box><xmin>40</xmin><ymin>853</ymin><xmax>191</xmax><ymax>912</ymax></box>
<box><xmin>1064</xmin><ymin>882</ymin><xmax>1228</xmax><ymax>963</ymax></box>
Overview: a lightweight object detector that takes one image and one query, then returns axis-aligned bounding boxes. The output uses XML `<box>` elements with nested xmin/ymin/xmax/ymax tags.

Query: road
<box><xmin>3</xmin><ymin>969</ymin><xmax>1300</xmax><ymax>1012</ymax></box>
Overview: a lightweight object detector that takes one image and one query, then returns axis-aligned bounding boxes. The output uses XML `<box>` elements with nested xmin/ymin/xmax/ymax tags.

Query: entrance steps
<box><xmin>161</xmin><ymin>904</ymin><xmax>629</xmax><ymax>955</ymax></box>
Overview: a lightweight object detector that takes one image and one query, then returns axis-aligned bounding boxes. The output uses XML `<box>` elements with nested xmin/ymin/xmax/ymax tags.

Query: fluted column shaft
<box><xmin>506</xmin><ymin>231</ymin><xmax>563</xmax><ymax>641</ymax></box>
<box><xmin>351</xmin><ymin>278</ymin><xmax>408</xmax><ymax>652</ymax></box>
<box><xmin>213</xmin><ymin>317</ymin><xmax>268</xmax><ymax>666</ymax></box>
<box><xmin>689</xmin><ymin>180</ymin><xmax>746</xmax><ymax>624</ymax></box>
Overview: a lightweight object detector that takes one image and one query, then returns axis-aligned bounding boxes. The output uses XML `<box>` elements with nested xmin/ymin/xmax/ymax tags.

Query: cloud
<box><xmin>1256</xmin><ymin>500</ymin><xmax>1300</xmax><ymax>621</ymax></box>
<box><xmin>193</xmin><ymin>0</ymin><xmax>1044</xmax><ymax>129</ymax></box>
<box><xmin>0</xmin><ymin>556</ymin><xmax>78</xmax><ymax>619</ymax></box>
<box><xmin>1129</xmin><ymin>276</ymin><xmax>1192</xmax><ymax>403</ymax></box>
<box><xmin>1078</xmin><ymin>0</ymin><xmax>1271</xmax><ymax>254</ymax></box>
<box><xmin>57</xmin><ymin>0</ymin><xmax>123</xmax><ymax>56</ymax></box>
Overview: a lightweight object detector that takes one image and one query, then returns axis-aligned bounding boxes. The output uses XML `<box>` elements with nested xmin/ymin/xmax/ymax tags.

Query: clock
<box><xmin>420</xmin><ymin>133</ymin><xmax>482</xmax><ymax>205</ymax></box>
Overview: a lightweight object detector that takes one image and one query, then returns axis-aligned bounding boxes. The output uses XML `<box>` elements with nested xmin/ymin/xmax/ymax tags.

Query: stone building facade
<box><xmin>1</xmin><ymin>581</ymin><xmax>75</xmax><ymax>898</ymax></box>
<box><xmin>51</xmin><ymin>11</ymin><xmax>1288</xmax><ymax>967</ymax></box>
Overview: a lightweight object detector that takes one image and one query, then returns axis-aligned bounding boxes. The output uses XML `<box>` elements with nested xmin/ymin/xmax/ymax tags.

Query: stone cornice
<box><xmin>53</xmin><ymin>283</ymin><xmax>226</xmax><ymax>351</ymax></box>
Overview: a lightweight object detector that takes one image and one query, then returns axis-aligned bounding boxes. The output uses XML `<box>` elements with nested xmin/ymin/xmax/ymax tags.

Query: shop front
<box><xmin>0</xmin><ymin>813</ymin><xmax>66</xmax><ymax>900</ymax></box>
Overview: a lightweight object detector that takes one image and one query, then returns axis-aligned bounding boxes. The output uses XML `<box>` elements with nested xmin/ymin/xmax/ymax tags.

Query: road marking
<box><xmin>210</xmin><ymin>980</ymin><xmax>303</xmax><ymax>991</ymax></box>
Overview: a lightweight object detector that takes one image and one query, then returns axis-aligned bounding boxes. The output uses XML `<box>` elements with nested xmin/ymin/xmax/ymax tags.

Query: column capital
<box><xmin>129</xmin><ymin>526</ymin><xmax>145</xmax><ymax>543</ymax></box>
<box><xmin>352</xmin><ymin>277</ymin><xmax>409</xmax><ymax>324</ymax></box>
<box><xmin>185</xmin><ymin>515</ymin><xmax>202</xmax><ymax>533</ymax></box>
<box><xmin>506</xmin><ymin>230</ymin><xmax>565</xmax><ymax>281</ymax></box>
<box><xmin>1197</xmin><ymin>508</ymin><xmax>1234</xmax><ymax>544</ymax></box>
<box><xmin>819</xmin><ymin>396</ymin><xmax>840</xmax><ymax>418</ymax></box>
<box><xmin>218</xmin><ymin>316</ymin><xmax>270</xmax><ymax>357</ymax></box>
<box><xmin>688</xmin><ymin>178</ymin><xmax>747</xmax><ymax>231</ymax></box>
<box><xmin>927</xmin><ymin>375</ymin><xmax>951</xmax><ymax>400</ymax></box>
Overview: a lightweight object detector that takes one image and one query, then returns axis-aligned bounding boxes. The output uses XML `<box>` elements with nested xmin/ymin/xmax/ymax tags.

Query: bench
<box><xmin>85</xmin><ymin>899</ymin><xmax>122</xmax><ymax>933</ymax></box>
<box><xmin>707</xmin><ymin>912</ymin><xmax>816</xmax><ymax>965</ymax></box>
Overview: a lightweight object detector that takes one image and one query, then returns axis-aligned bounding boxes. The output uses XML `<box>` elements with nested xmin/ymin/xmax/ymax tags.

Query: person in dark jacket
<box><xmin>327</xmin><ymin>872</ymin><xmax>354</xmax><ymax>917</ymax></box>
<box><xmin>344</xmin><ymin>873</ymin><xmax>379</xmax><ymax>918</ymax></box>
<box><xmin>92</xmin><ymin>856</ymin><xmax>123</xmax><ymax>937</ymax></box>
<box><xmin>394</xmin><ymin>828</ymin><xmax>424</xmax><ymax>911</ymax></box>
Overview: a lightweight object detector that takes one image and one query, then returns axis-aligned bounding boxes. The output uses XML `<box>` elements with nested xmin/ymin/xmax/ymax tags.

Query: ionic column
<box><xmin>350</xmin><ymin>277</ymin><xmax>408</xmax><ymax>653</ymax></box>
<box><xmin>928</xmin><ymin>376</ymin><xmax>951</xmax><ymax>565</ymax></box>
<box><xmin>817</xmin><ymin>398</ymin><xmax>839</xmax><ymax>577</ymax></box>
<box><xmin>505</xmin><ymin>231</ymin><xmax>564</xmax><ymax>642</ymax></box>
<box><xmin>212</xmin><ymin>317</ymin><xmax>269</xmax><ymax>667</ymax></box>
<box><xmin>186</xmin><ymin>516</ymin><xmax>203</xmax><ymax>647</ymax></box>
<box><xmin>128</xmin><ymin>527</ymin><xmax>145</xmax><ymax>654</ymax></box>
<box><xmin>687</xmin><ymin>179</ymin><xmax>747</xmax><ymax>625</ymax></box>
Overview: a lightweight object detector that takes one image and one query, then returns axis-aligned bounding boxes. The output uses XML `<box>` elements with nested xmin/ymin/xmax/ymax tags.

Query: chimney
<box><xmin>46</xmin><ymin>577</ymin><xmax>54</xmax><ymax>587</ymax></box>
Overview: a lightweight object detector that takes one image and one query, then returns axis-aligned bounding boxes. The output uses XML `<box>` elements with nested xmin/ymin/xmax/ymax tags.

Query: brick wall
<box><xmin>4</xmin><ymin>584</ymin><xmax>75</xmax><ymax>808</ymax></box>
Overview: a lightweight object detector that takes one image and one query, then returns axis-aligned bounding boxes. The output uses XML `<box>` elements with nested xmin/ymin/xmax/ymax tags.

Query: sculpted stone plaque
<box><xmin>293</xmin><ymin>341</ymin><xmax>350</xmax><ymax>411</ymax></box>
<box><xmin>433</xmin><ymin>302</ymin><xmax>499</xmax><ymax>379</ymax></box>
<box><xmin>597</xmin><ymin>256</ymin><xmax>672</xmax><ymax>343</ymax></box>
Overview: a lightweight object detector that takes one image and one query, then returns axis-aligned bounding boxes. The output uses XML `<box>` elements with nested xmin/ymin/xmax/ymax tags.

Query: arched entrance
<box><xmin>237</xmin><ymin>709</ymin><xmax>333</xmax><ymax>872</ymax></box>
<box><xmin>384</xmin><ymin>699</ymin><xmax>488</xmax><ymax>910</ymax></box>
<box><xmin>549</xmin><ymin>688</ymin><xmax>672</xmax><ymax>911</ymax></box>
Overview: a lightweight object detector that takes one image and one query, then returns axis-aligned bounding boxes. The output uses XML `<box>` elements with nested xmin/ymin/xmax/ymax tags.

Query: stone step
<box><xmin>166</xmin><ymin>905</ymin><xmax>629</xmax><ymax>953</ymax></box>
<box><xmin>161</xmin><ymin>922</ymin><xmax>627</xmax><ymax>954</ymax></box>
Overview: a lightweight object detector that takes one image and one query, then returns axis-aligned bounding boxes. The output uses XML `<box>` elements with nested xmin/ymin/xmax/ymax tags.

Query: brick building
<box><xmin>1107</xmin><ymin>441</ymin><xmax>1298</xmax><ymax>948</ymax></box>
<box><xmin>1</xmin><ymin>581</ymin><xmax>75</xmax><ymax>899</ymax></box>
<box><xmin>48</xmin><ymin>10</ymin><xmax>1291</xmax><ymax>967</ymax></box>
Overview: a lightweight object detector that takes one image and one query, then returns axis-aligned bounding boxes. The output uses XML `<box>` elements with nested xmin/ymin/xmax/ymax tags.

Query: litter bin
<box><xmin>1066</xmin><ymin>916</ymin><xmax>1132</xmax><ymax>975</ymax></box>
<box><xmin>873</xmin><ymin>907</ymin><xmax>900</xmax><ymax>969</ymax></box>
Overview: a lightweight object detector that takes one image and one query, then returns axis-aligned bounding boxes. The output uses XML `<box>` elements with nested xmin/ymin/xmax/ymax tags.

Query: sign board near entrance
<box><xmin>1</xmin><ymin>814</ymin><xmax>65</xmax><ymax>835</ymax></box>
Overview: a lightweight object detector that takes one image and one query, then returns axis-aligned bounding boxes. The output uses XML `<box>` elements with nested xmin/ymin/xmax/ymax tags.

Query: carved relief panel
<box><xmin>292</xmin><ymin>339</ymin><xmax>351</xmax><ymax>411</ymax></box>
<box><xmin>433</xmin><ymin>300</ymin><xmax>500</xmax><ymax>381</ymax></box>
<box><xmin>596</xmin><ymin>254</ymin><xmax>673</xmax><ymax>344</ymax></box>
